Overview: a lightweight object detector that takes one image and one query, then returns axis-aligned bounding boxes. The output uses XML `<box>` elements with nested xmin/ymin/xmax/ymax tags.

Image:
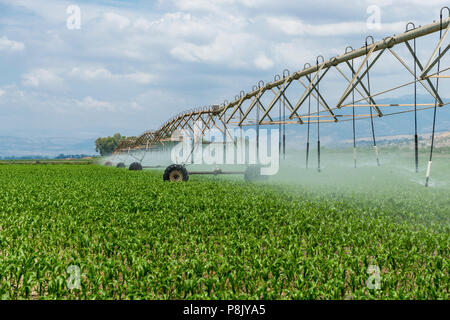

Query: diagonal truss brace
<box><xmin>420</xmin><ymin>22</ymin><xmax>450</xmax><ymax>78</ymax></box>
<box><xmin>403</xmin><ymin>42</ymin><xmax>444</xmax><ymax>105</ymax></box>
<box><xmin>225</xmin><ymin>95</ymin><xmax>246</xmax><ymax>123</ymax></box>
<box><xmin>343</xmin><ymin>61</ymin><xmax>379</xmax><ymax>109</ymax></box>
<box><xmin>259</xmin><ymin>77</ymin><xmax>292</xmax><ymax>122</ymax></box>
<box><xmin>336</xmin><ymin>45</ymin><xmax>384</xmax><ymax>117</ymax></box>
<box><xmin>334</xmin><ymin>64</ymin><xmax>376</xmax><ymax>108</ymax></box>
<box><xmin>237</xmin><ymin>88</ymin><xmax>265</xmax><ymax>126</ymax></box>
<box><xmin>269</xmin><ymin>86</ymin><xmax>304</xmax><ymax>124</ymax></box>
<box><xmin>258</xmin><ymin>78</ymin><xmax>304</xmax><ymax>124</ymax></box>
<box><xmin>289</xmin><ymin>62</ymin><xmax>329</xmax><ymax>119</ymax></box>
<box><xmin>302</xmin><ymin>74</ymin><xmax>337</xmax><ymax>121</ymax></box>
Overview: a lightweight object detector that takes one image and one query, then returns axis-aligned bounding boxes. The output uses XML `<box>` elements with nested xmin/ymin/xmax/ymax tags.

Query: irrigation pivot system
<box><xmin>112</xmin><ymin>8</ymin><xmax>450</xmax><ymax>186</ymax></box>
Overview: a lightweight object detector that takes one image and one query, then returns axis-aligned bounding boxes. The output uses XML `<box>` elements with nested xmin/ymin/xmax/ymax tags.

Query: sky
<box><xmin>0</xmin><ymin>0</ymin><xmax>448</xmax><ymax>154</ymax></box>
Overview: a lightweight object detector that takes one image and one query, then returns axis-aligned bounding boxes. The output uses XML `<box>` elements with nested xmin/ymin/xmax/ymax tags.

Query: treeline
<box><xmin>54</xmin><ymin>154</ymin><xmax>96</xmax><ymax>159</ymax></box>
<box><xmin>95</xmin><ymin>133</ymin><xmax>136</xmax><ymax>156</ymax></box>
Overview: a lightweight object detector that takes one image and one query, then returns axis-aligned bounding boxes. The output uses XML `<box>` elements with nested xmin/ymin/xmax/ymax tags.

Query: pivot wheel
<box><xmin>104</xmin><ymin>161</ymin><xmax>112</xmax><ymax>167</ymax></box>
<box><xmin>163</xmin><ymin>164</ymin><xmax>189</xmax><ymax>182</ymax></box>
<box><xmin>129</xmin><ymin>162</ymin><xmax>143</xmax><ymax>171</ymax></box>
<box><xmin>116</xmin><ymin>162</ymin><xmax>126</xmax><ymax>168</ymax></box>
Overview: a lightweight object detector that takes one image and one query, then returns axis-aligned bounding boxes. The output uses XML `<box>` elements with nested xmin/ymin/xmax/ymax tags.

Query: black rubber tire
<box><xmin>244</xmin><ymin>165</ymin><xmax>268</xmax><ymax>182</ymax></box>
<box><xmin>163</xmin><ymin>164</ymin><xmax>189</xmax><ymax>182</ymax></box>
<box><xmin>116</xmin><ymin>162</ymin><xmax>126</xmax><ymax>168</ymax></box>
<box><xmin>104</xmin><ymin>161</ymin><xmax>112</xmax><ymax>167</ymax></box>
<box><xmin>129</xmin><ymin>162</ymin><xmax>143</xmax><ymax>171</ymax></box>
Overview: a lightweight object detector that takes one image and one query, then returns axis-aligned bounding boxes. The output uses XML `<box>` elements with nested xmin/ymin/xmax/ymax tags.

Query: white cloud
<box><xmin>123</xmin><ymin>72</ymin><xmax>155</xmax><ymax>84</ymax></box>
<box><xmin>266</xmin><ymin>16</ymin><xmax>406</xmax><ymax>36</ymax></box>
<box><xmin>133</xmin><ymin>17</ymin><xmax>155</xmax><ymax>31</ymax></box>
<box><xmin>69</xmin><ymin>67</ymin><xmax>113</xmax><ymax>80</ymax></box>
<box><xmin>0</xmin><ymin>84</ymin><xmax>141</xmax><ymax>115</ymax></box>
<box><xmin>170</xmin><ymin>32</ymin><xmax>261</xmax><ymax>68</ymax></box>
<box><xmin>69</xmin><ymin>67</ymin><xmax>155</xmax><ymax>84</ymax></box>
<box><xmin>239</xmin><ymin>0</ymin><xmax>271</xmax><ymax>6</ymax></box>
<box><xmin>102</xmin><ymin>12</ymin><xmax>131</xmax><ymax>30</ymax></box>
<box><xmin>22</xmin><ymin>69</ymin><xmax>63</xmax><ymax>88</ymax></box>
<box><xmin>0</xmin><ymin>36</ymin><xmax>25</xmax><ymax>51</ymax></box>
<box><xmin>134</xmin><ymin>12</ymin><xmax>216</xmax><ymax>39</ymax></box>
<box><xmin>170</xmin><ymin>0</ymin><xmax>272</xmax><ymax>12</ymax></box>
<box><xmin>254</xmin><ymin>54</ymin><xmax>274</xmax><ymax>70</ymax></box>
<box><xmin>130</xmin><ymin>101</ymin><xmax>144</xmax><ymax>111</ymax></box>
<box><xmin>171</xmin><ymin>0</ymin><xmax>234</xmax><ymax>12</ymax></box>
<box><xmin>272</xmin><ymin>41</ymin><xmax>320</xmax><ymax>69</ymax></box>
<box><xmin>78</xmin><ymin>96</ymin><xmax>114</xmax><ymax>111</ymax></box>
<box><xmin>366</xmin><ymin>0</ymin><xmax>447</xmax><ymax>7</ymax></box>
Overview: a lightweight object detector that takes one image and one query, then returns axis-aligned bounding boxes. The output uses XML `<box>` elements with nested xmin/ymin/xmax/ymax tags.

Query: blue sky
<box><xmin>0</xmin><ymin>0</ymin><xmax>448</xmax><ymax>154</ymax></box>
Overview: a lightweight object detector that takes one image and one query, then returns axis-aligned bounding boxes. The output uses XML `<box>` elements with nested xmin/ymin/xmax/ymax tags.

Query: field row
<box><xmin>0</xmin><ymin>164</ymin><xmax>448</xmax><ymax>299</ymax></box>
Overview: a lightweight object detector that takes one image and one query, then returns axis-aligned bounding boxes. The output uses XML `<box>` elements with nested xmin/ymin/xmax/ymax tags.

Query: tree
<box><xmin>95</xmin><ymin>133</ymin><xmax>126</xmax><ymax>156</ymax></box>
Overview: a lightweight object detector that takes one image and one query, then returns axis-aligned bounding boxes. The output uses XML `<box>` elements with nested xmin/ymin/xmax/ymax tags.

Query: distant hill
<box><xmin>0</xmin><ymin>136</ymin><xmax>96</xmax><ymax>157</ymax></box>
<box><xmin>340</xmin><ymin>130</ymin><xmax>450</xmax><ymax>150</ymax></box>
<box><xmin>282</xmin><ymin>95</ymin><xmax>450</xmax><ymax>149</ymax></box>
